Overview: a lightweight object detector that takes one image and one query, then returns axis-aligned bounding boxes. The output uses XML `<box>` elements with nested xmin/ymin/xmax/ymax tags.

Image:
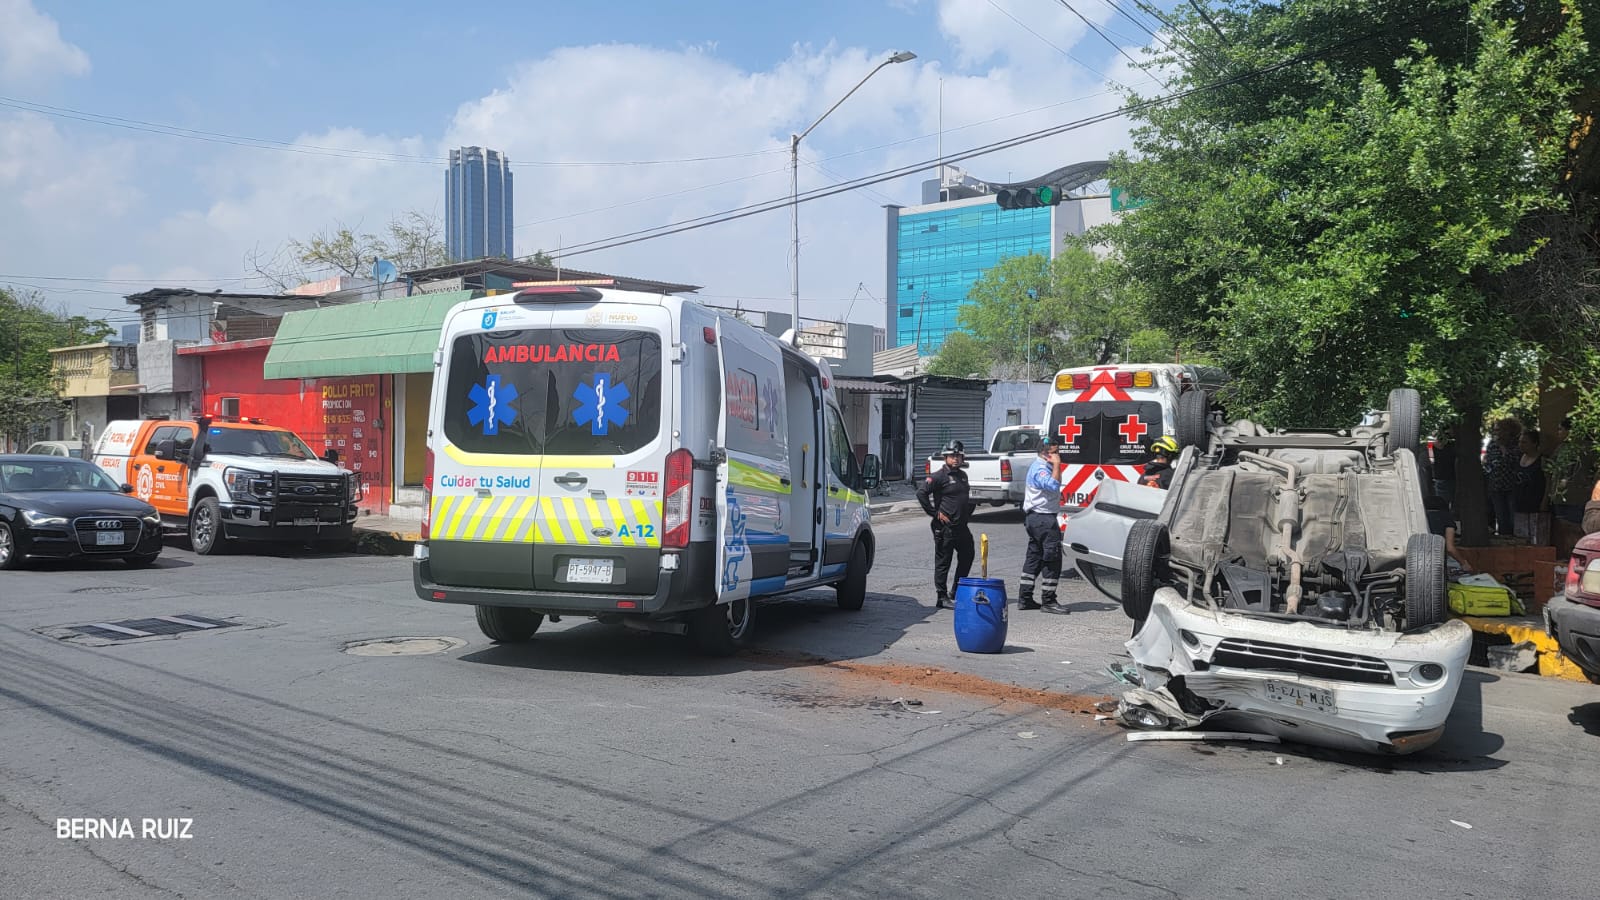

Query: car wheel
<box><xmin>475</xmin><ymin>605</ymin><xmax>543</xmax><ymax>643</ymax></box>
<box><xmin>0</xmin><ymin>521</ymin><xmax>19</xmax><ymax>570</ymax></box>
<box><xmin>123</xmin><ymin>552</ymin><xmax>161</xmax><ymax>568</ymax></box>
<box><xmin>1176</xmin><ymin>390</ymin><xmax>1209</xmax><ymax>450</ymax></box>
<box><xmin>836</xmin><ymin>542</ymin><xmax>870</xmax><ymax>611</ymax></box>
<box><xmin>1121</xmin><ymin>519</ymin><xmax>1170</xmax><ymax>623</ymax></box>
<box><xmin>188</xmin><ymin>497</ymin><xmax>228</xmax><ymax>555</ymax></box>
<box><xmin>1386</xmin><ymin>388</ymin><xmax>1422</xmax><ymax>456</ymax></box>
<box><xmin>1404</xmin><ymin>532</ymin><xmax>1447</xmax><ymax>628</ymax></box>
<box><xmin>688</xmin><ymin>597</ymin><xmax>753</xmax><ymax>656</ymax></box>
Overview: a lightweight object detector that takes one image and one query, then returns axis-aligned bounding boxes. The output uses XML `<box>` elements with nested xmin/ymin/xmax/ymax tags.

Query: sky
<box><xmin>0</xmin><ymin>0</ymin><xmax>1172</xmax><ymax>335</ymax></box>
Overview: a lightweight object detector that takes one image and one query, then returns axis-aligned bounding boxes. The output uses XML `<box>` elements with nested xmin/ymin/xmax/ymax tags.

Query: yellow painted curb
<box><xmin>1457</xmin><ymin>616</ymin><xmax>1590</xmax><ymax>682</ymax></box>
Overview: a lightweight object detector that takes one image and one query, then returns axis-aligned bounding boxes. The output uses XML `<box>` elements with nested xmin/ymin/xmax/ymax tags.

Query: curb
<box><xmin>1458</xmin><ymin>614</ymin><xmax>1589</xmax><ymax>682</ymax></box>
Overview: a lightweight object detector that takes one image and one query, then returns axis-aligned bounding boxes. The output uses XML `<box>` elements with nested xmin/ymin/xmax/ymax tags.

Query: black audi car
<box><xmin>0</xmin><ymin>454</ymin><xmax>164</xmax><ymax>569</ymax></box>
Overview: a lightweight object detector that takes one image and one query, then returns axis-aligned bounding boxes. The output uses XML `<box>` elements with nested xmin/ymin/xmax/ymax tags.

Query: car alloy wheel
<box><xmin>0</xmin><ymin>522</ymin><xmax>15</xmax><ymax>569</ymax></box>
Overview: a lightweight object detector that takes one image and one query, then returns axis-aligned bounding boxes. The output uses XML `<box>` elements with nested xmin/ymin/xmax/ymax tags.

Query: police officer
<box><xmin>918</xmin><ymin>440</ymin><xmax>976</xmax><ymax>609</ymax></box>
<box><xmin>1019</xmin><ymin>435</ymin><xmax>1067</xmax><ymax>612</ymax></box>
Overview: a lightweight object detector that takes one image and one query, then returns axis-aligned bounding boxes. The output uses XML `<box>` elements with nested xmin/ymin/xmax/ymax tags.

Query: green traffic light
<box><xmin>1037</xmin><ymin>186</ymin><xmax>1056</xmax><ymax>205</ymax></box>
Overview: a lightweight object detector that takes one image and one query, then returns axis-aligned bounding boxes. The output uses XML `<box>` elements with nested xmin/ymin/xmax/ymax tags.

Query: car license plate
<box><xmin>294</xmin><ymin>517</ymin><xmax>316</xmax><ymax>527</ymax></box>
<box><xmin>95</xmin><ymin>531</ymin><xmax>124</xmax><ymax>546</ymax></box>
<box><xmin>566</xmin><ymin>559</ymin><xmax>613</xmax><ymax>584</ymax></box>
<box><xmin>1264</xmin><ymin>679</ymin><xmax>1337</xmax><ymax>714</ymax></box>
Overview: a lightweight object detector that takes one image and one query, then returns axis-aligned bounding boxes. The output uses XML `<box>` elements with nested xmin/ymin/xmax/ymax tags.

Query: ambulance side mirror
<box><xmin>861</xmin><ymin>454</ymin><xmax>881</xmax><ymax>491</ymax></box>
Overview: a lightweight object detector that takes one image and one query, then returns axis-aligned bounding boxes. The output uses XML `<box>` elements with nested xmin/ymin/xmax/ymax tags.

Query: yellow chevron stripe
<box><xmin>431</xmin><ymin>495</ymin><xmax>456</xmax><ymax>536</ymax></box>
<box><xmin>483</xmin><ymin>495</ymin><xmax>517</xmax><ymax>541</ymax></box>
<box><xmin>509</xmin><ymin>496</ymin><xmax>536</xmax><ymax>542</ymax></box>
<box><xmin>562</xmin><ymin>497</ymin><xmax>588</xmax><ymax>545</ymax></box>
<box><xmin>541</xmin><ymin>498</ymin><xmax>566</xmax><ymax>543</ymax></box>
<box><xmin>608</xmin><ymin>498</ymin><xmax>636</xmax><ymax>547</ymax></box>
<box><xmin>461</xmin><ymin>496</ymin><xmax>495</xmax><ymax>541</ymax></box>
<box><xmin>444</xmin><ymin>496</ymin><xmax>476</xmax><ymax>539</ymax></box>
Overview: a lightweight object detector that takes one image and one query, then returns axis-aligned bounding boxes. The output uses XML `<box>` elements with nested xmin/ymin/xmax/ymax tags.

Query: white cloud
<box><xmin>4</xmin><ymin>3</ymin><xmax>1150</xmax><ymax>330</ymax></box>
<box><xmin>0</xmin><ymin>0</ymin><xmax>90</xmax><ymax>85</ymax></box>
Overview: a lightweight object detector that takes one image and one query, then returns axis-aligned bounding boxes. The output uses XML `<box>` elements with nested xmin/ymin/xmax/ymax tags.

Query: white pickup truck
<box><xmin>926</xmin><ymin>425</ymin><xmax>1043</xmax><ymax>506</ymax></box>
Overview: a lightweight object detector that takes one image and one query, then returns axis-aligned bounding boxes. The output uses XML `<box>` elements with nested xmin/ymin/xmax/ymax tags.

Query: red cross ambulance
<box><xmin>1043</xmin><ymin>364</ymin><xmax>1226</xmax><ymax>517</ymax></box>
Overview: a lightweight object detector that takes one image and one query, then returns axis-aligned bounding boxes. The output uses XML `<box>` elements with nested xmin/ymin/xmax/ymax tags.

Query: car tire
<box><xmin>123</xmin><ymin>552</ymin><xmax>161</xmax><ymax>568</ymax></box>
<box><xmin>475</xmin><ymin>605</ymin><xmax>543</xmax><ymax>643</ymax></box>
<box><xmin>688</xmin><ymin>597</ymin><xmax>753</xmax><ymax>656</ymax></box>
<box><xmin>1176</xmin><ymin>390</ymin><xmax>1209</xmax><ymax>450</ymax></box>
<box><xmin>1404</xmin><ymin>532</ymin><xmax>1447</xmax><ymax>628</ymax></box>
<box><xmin>188</xmin><ymin>496</ymin><xmax>228</xmax><ymax>555</ymax></box>
<box><xmin>0</xmin><ymin>521</ymin><xmax>19</xmax><ymax>570</ymax></box>
<box><xmin>836</xmin><ymin>542</ymin><xmax>870</xmax><ymax>611</ymax></box>
<box><xmin>1121</xmin><ymin>519</ymin><xmax>1169</xmax><ymax>623</ymax></box>
<box><xmin>1386</xmin><ymin>388</ymin><xmax>1422</xmax><ymax>456</ymax></box>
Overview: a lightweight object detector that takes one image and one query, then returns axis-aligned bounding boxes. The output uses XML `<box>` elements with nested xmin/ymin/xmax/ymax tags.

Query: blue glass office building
<box><xmin>884</xmin><ymin>163</ymin><xmax>1113</xmax><ymax>354</ymax></box>
<box><xmin>446</xmin><ymin>147</ymin><xmax>514</xmax><ymax>261</ymax></box>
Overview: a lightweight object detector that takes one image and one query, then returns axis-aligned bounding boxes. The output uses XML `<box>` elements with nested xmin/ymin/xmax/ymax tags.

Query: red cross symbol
<box><xmin>1057</xmin><ymin>417</ymin><xmax>1083</xmax><ymax>445</ymax></box>
<box><xmin>1119</xmin><ymin>415</ymin><xmax>1149</xmax><ymax>445</ymax></box>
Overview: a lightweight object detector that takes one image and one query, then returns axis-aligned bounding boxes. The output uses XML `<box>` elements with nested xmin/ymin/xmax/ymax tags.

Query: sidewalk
<box><xmin>353</xmin><ymin>479</ymin><xmax>935</xmax><ymax>547</ymax></box>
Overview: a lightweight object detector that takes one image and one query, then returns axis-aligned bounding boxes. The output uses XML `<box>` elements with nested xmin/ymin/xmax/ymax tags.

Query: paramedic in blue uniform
<box><xmin>1019</xmin><ymin>435</ymin><xmax>1068</xmax><ymax>611</ymax></box>
<box><xmin>918</xmin><ymin>440</ymin><xmax>976</xmax><ymax>609</ymax></box>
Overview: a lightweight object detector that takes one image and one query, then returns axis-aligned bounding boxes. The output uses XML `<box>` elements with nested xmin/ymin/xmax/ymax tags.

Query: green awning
<box><xmin>263</xmin><ymin>290</ymin><xmax>478</xmax><ymax>379</ymax></box>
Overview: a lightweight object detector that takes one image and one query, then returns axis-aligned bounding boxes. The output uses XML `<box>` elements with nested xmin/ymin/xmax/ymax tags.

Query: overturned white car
<box><xmin>1063</xmin><ymin>389</ymin><xmax>1472</xmax><ymax>755</ymax></box>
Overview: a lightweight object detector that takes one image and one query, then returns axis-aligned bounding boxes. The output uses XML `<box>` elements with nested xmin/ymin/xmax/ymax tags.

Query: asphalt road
<box><xmin>1</xmin><ymin>505</ymin><xmax>1596</xmax><ymax>899</ymax></box>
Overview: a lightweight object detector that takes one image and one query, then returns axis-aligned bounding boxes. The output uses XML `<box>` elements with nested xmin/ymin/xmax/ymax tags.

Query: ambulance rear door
<box><xmin>714</xmin><ymin>317</ymin><xmax>791</xmax><ymax>602</ymax></box>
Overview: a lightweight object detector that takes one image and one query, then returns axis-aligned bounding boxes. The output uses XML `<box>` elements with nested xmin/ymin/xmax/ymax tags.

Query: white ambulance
<box><xmin>1043</xmin><ymin>363</ymin><xmax>1227</xmax><ymax>516</ymax></box>
<box><xmin>413</xmin><ymin>281</ymin><xmax>877</xmax><ymax>655</ymax></box>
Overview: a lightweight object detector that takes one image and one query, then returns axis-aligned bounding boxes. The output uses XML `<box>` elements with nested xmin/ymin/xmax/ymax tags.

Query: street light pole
<box><xmin>790</xmin><ymin>50</ymin><xmax>916</xmax><ymax>342</ymax></box>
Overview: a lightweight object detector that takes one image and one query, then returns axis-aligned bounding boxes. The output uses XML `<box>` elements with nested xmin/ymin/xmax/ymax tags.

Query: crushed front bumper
<box><xmin>1126</xmin><ymin>589</ymin><xmax>1474</xmax><ymax>755</ymax></box>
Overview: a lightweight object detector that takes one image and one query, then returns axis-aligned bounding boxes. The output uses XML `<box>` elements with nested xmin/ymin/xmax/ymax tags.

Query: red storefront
<box><xmin>179</xmin><ymin>340</ymin><xmax>393</xmax><ymax>514</ymax></box>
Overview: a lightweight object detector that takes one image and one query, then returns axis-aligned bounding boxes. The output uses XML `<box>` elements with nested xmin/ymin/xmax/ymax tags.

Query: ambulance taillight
<box><xmin>662</xmin><ymin>448</ymin><xmax>694</xmax><ymax>549</ymax></box>
<box><xmin>420</xmin><ymin>448</ymin><xmax>435</xmax><ymax>541</ymax></box>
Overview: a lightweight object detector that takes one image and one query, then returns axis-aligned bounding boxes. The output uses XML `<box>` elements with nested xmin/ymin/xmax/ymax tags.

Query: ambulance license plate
<box><xmin>96</xmin><ymin>531</ymin><xmax>124</xmax><ymax>546</ymax></box>
<box><xmin>566</xmin><ymin>559</ymin><xmax>613</xmax><ymax>584</ymax></box>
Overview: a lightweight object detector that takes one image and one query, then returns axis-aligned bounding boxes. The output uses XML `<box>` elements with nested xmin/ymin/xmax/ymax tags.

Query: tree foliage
<box><xmin>289</xmin><ymin>209</ymin><xmax>450</xmax><ymax>280</ymax></box>
<box><xmin>1103</xmin><ymin>0</ymin><xmax>1595</xmax><ymax>429</ymax></box>
<box><xmin>0</xmin><ymin>286</ymin><xmax>113</xmax><ymax>447</ymax></box>
<box><xmin>926</xmin><ymin>330</ymin><xmax>992</xmax><ymax>377</ymax></box>
<box><xmin>948</xmin><ymin>246</ymin><xmax>1146</xmax><ymax>379</ymax></box>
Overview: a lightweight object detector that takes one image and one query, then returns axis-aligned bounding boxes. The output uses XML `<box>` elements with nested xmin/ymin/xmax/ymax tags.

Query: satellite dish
<box><xmin>373</xmin><ymin>259</ymin><xmax>398</xmax><ymax>284</ymax></box>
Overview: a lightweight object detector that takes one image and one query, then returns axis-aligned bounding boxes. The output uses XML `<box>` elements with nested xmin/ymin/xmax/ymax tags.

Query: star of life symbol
<box><xmin>468</xmin><ymin>375</ymin><xmax>518</xmax><ymax>436</ymax></box>
<box><xmin>1057</xmin><ymin>417</ymin><xmax>1083</xmax><ymax>445</ymax></box>
<box><xmin>573</xmin><ymin>374</ymin><xmax>630</xmax><ymax>436</ymax></box>
<box><xmin>721</xmin><ymin>489</ymin><xmax>748</xmax><ymax>594</ymax></box>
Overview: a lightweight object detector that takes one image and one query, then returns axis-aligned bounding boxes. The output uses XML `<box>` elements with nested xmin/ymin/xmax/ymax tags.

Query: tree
<box><xmin>957</xmin><ymin>245</ymin><xmax>1142</xmax><ymax>379</ymax></box>
<box><xmin>1101</xmin><ymin>0</ymin><xmax>1594</xmax><ymax>543</ymax></box>
<box><xmin>0</xmin><ymin>286</ymin><xmax>113</xmax><ymax>448</ymax></box>
<box><xmin>926</xmin><ymin>330</ymin><xmax>992</xmax><ymax>377</ymax></box>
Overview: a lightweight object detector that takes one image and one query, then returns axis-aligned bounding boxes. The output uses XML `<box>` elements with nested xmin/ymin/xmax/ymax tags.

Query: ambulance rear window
<box><xmin>1048</xmin><ymin>401</ymin><xmax>1163</xmax><ymax>467</ymax></box>
<box><xmin>443</xmin><ymin>328</ymin><xmax>662</xmax><ymax>455</ymax></box>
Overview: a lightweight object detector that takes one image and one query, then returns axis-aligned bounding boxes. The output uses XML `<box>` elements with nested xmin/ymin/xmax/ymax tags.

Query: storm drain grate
<box><xmin>69</xmin><ymin>586</ymin><xmax>150</xmax><ymax>595</ymax></box>
<box><xmin>68</xmin><ymin>614</ymin><xmax>237</xmax><ymax>641</ymax></box>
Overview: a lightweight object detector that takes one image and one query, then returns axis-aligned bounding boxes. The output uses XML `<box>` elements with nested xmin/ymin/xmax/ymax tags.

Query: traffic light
<box><xmin>995</xmin><ymin>185</ymin><xmax>1065</xmax><ymax>210</ymax></box>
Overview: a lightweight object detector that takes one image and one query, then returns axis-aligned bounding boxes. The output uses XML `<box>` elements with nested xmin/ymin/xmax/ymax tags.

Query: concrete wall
<box><xmin>984</xmin><ymin>381</ymin><xmax>1050</xmax><ymax>439</ymax></box>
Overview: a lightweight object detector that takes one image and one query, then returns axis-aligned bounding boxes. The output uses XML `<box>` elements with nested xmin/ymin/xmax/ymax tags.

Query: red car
<box><xmin>1548</xmin><ymin>532</ymin><xmax>1600</xmax><ymax>683</ymax></box>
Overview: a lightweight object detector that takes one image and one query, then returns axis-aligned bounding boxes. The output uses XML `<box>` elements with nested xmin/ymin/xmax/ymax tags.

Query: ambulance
<box><xmin>413</xmin><ymin>281</ymin><xmax>877</xmax><ymax>655</ymax></box>
<box><xmin>1043</xmin><ymin>363</ymin><xmax>1227</xmax><ymax>516</ymax></box>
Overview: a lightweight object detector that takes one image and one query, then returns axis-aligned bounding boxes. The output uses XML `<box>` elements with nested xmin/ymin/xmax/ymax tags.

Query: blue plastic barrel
<box><xmin>953</xmin><ymin>577</ymin><xmax>1009</xmax><ymax>653</ymax></box>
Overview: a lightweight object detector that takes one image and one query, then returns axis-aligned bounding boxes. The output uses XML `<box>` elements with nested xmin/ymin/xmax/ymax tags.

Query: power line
<box><xmin>550</xmin><ymin>13</ymin><xmax>1449</xmax><ymax>261</ymax></box>
<box><xmin>1051</xmin><ymin>0</ymin><xmax>1168</xmax><ymax>89</ymax></box>
<box><xmin>984</xmin><ymin>0</ymin><xmax>1108</xmax><ymax>79</ymax></box>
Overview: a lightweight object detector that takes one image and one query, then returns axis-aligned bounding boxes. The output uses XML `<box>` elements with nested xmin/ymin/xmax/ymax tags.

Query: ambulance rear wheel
<box><xmin>688</xmin><ymin>597</ymin><xmax>752</xmax><ymax>656</ymax></box>
<box><xmin>475</xmin><ymin>605</ymin><xmax>543</xmax><ymax>643</ymax></box>
<box><xmin>836</xmin><ymin>543</ymin><xmax>869</xmax><ymax>611</ymax></box>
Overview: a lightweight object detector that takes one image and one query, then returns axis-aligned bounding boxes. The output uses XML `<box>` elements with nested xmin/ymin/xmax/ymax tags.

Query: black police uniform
<box><xmin>917</xmin><ymin>451</ymin><xmax>977</xmax><ymax>608</ymax></box>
